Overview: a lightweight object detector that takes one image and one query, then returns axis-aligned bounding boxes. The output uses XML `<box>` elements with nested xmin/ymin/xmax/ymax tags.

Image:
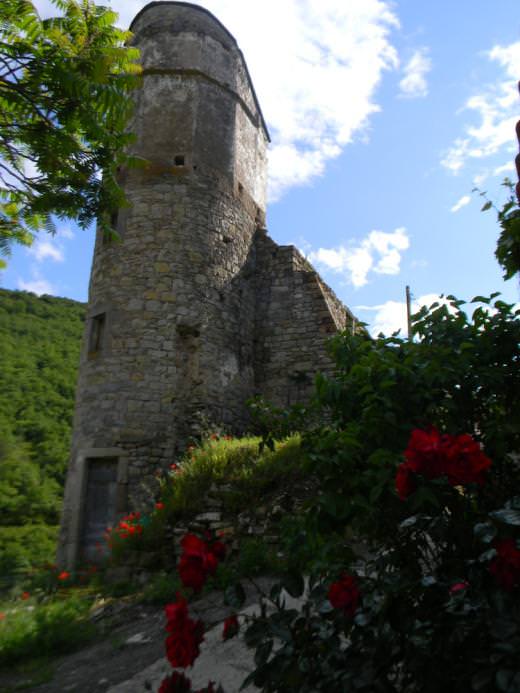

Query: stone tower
<box><xmin>58</xmin><ymin>2</ymin><xmax>355</xmax><ymax>567</ymax></box>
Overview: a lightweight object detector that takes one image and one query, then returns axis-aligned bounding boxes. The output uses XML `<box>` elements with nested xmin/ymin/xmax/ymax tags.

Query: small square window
<box><xmin>88</xmin><ymin>313</ymin><xmax>106</xmax><ymax>356</ymax></box>
<box><xmin>174</xmin><ymin>155</ymin><xmax>185</xmax><ymax>166</ymax></box>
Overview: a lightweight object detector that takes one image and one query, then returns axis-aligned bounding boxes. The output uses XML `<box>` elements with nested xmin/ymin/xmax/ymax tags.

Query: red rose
<box><xmin>443</xmin><ymin>433</ymin><xmax>491</xmax><ymax>486</ymax></box>
<box><xmin>405</xmin><ymin>428</ymin><xmax>446</xmax><ymax>478</ymax></box>
<box><xmin>156</xmin><ymin>502</ymin><xmax>165</xmax><ymax>510</ymax></box>
<box><xmin>57</xmin><ymin>571</ymin><xmax>70</xmax><ymax>581</ymax></box>
<box><xmin>328</xmin><ymin>573</ymin><xmax>360</xmax><ymax>618</ymax></box>
<box><xmin>489</xmin><ymin>538</ymin><xmax>520</xmax><ymax>591</ymax></box>
<box><xmin>178</xmin><ymin>534</ymin><xmax>222</xmax><ymax>592</ymax></box>
<box><xmin>222</xmin><ymin>614</ymin><xmax>239</xmax><ymax>640</ymax></box>
<box><xmin>164</xmin><ymin>596</ymin><xmax>204</xmax><ymax>668</ymax></box>
<box><xmin>400</xmin><ymin>428</ymin><xmax>491</xmax><ymax>494</ymax></box>
<box><xmin>178</xmin><ymin>555</ymin><xmax>208</xmax><ymax>593</ymax></box>
<box><xmin>395</xmin><ymin>462</ymin><xmax>416</xmax><ymax>500</ymax></box>
<box><xmin>159</xmin><ymin>672</ymin><xmax>192</xmax><ymax>692</ymax></box>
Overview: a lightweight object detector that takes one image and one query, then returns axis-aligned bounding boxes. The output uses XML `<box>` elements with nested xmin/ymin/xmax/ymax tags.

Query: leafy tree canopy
<box><xmin>0</xmin><ymin>288</ymin><xmax>85</xmax><ymax>484</ymax></box>
<box><xmin>0</xmin><ymin>0</ymin><xmax>141</xmax><ymax>267</ymax></box>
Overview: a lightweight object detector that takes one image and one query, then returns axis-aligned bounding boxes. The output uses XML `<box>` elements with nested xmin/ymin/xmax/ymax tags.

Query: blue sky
<box><xmin>1</xmin><ymin>0</ymin><xmax>519</xmax><ymax>335</ymax></box>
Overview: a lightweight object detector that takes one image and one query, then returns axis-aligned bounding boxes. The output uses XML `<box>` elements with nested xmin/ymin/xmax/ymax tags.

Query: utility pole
<box><xmin>406</xmin><ymin>285</ymin><xmax>412</xmax><ymax>341</ymax></box>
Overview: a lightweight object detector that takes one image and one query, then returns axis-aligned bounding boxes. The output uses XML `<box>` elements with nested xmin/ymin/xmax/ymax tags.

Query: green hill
<box><xmin>0</xmin><ymin>289</ymin><xmax>85</xmax><ymax>581</ymax></box>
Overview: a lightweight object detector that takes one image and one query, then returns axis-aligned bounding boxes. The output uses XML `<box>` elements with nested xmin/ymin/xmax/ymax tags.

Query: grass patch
<box><xmin>161</xmin><ymin>434</ymin><xmax>305</xmax><ymax>520</ymax></box>
<box><xmin>0</xmin><ymin>658</ymin><xmax>54</xmax><ymax>691</ymax></box>
<box><xmin>0</xmin><ymin>594</ymin><xmax>96</xmax><ymax>666</ymax></box>
<box><xmin>141</xmin><ymin>571</ymin><xmax>182</xmax><ymax>604</ymax></box>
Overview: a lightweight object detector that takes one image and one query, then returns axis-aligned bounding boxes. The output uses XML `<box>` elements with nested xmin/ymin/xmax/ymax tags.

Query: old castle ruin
<box><xmin>58</xmin><ymin>1</ymin><xmax>357</xmax><ymax>567</ymax></box>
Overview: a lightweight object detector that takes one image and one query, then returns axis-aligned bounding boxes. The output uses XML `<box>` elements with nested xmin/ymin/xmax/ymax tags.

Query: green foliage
<box><xmin>307</xmin><ymin>294</ymin><xmax>520</xmax><ymax>537</ymax></box>
<box><xmin>0</xmin><ymin>440</ymin><xmax>61</xmax><ymax>525</ymax></box>
<box><xmin>0</xmin><ymin>0</ymin><xmax>142</xmax><ymax>264</ymax></box>
<box><xmin>0</xmin><ymin>288</ymin><xmax>84</xmax><ymax>579</ymax></box>
<box><xmin>248</xmin><ymin>397</ymin><xmax>313</xmax><ymax>453</ymax></box>
<box><xmin>476</xmin><ymin>179</ymin><xmax>520</xmax><ymax>281</ymax></box>
<box><xmin>0</xmin><ymin>289</ymin><xmax>84</xmax><ymax>484</ymax></box>
<box><xmin>0</xmin><ymin>595</ymin><xmax>95</xmax><ymax>665</ymax></box>
<box><xmin>160</xmin><ymin>435</ymin><xmax>305</xmax><ymax>522</ymax></box>
<box><xmin>141</xmin><ymin>571</ymin><xmax>182</xmax><ymax>605</ymax></box>
<box><xmin>234</xmin><ymin>292</ymin><xmax>520</xmax><ymax>692</ymax></box>
<box><xmin>0</xmin><ymin>525</ymin><xmax>59</xmax><ymax>589</ymax></box>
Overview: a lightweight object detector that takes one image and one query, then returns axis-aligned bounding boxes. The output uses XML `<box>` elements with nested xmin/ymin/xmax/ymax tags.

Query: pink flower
<box><xmin>449</xmin><ymin>581</ymin><xmax>469</xmax><ymax>594</ymax></box>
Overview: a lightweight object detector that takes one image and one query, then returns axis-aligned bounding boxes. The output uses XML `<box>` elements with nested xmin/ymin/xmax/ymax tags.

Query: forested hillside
<box><xmin>0</xmin><ymin>289</ymin><xmax>85</xmax><ymax>582</ymax></box>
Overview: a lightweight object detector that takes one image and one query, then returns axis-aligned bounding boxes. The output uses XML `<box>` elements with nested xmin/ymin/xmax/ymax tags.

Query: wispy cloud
<box><xmin>34</xmin><ymin>0</ymin><xmax>400</xmax><ymax>202</ymax></box>
<box><xmin>307</xmin><ymin>227</ymin><xmax>409</xmax><ymax>288</ymax></box>
<box><xmin>57</xmin><ymin>226</ymin><xmax>75</xmax><ymax>240</ymax></box>
<box><xmin>17</xmin><ymin>273</ymin><xmax>56</xmax><ymax>296</ymax></box>
<box><xmin>27</xmin><ymin>237</ymin><xmax>64</xmax><ymax>263</ymax></box>
<box><xmin>399</xmin><ymin>48</ymin><xmax>431</xmax><ymax>99</ymax></box>
<box><xmin>451</xmin><ymin>195</ymin><xmax>471</xmax><ymax>213</ymax></box>
<box><xmin>441</xmin><ymin>40</ymin><xmax>520</xmax><ymax>174</ymax></box>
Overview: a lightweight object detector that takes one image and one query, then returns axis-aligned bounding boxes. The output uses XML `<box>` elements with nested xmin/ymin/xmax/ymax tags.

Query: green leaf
<box><xmin>244</xmin><ymin>620</ymin><xmax>269</xmax><ymax>648</ymax></box>
<box><xmin>254</xmin><ymin>639</ymin><xmax>273</xmax><ymax>667</ymax></box>
<box><xmin>474</xmin><ymin>522</ymin><xmax>497</xmax><ymax>543</ymax></box>
<box><xmin>496</xmin><ymin>669</ymin><xmax>514</xmax><ymax>692</ymax></box>
<box><xmin>490</xmin><ymin>509</ymin><xmax>520</xmax><ymax>526</ymax></box>
<box><xmin>472</xmin><ymin>670</ymin><xmax>494</xmax><ymax>691</ymax></box>
<box><xmin>481</xmin><ymin>200</ymin><xmax>492</xmax><ymax>211</ymax></box>
<box><xmin>224</xmin><ymin>582</ymin><xmax>246</xmax><ymax>609</ymax></box>
<box><xmin>282</xmin><ymin>571</ymin><xmax>305</xmax><ymax>599</ymax></box>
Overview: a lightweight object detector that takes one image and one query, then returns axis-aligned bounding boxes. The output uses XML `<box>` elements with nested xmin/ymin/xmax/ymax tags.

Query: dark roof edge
<box><xmin>129</xmin><ymin>1</ymin><xmax>270</xmax><ymax>142</ymax></box>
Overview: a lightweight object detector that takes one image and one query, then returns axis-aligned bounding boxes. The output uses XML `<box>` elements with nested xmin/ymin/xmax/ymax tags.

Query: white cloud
<box><xmin>17</xmin><ymin>276</ymin><xmax>55</xmax><ymax>296</ymax></box>
<box><xmin>441</xmin><ymin>40</ymin><xmax>520</xmax><ymax>174</ymax></box>
<box><xmin>33</xmin><ymin>0</ymin><xmax>399</xmax><ymax>201</ymax></box>
<box><xmin>308</xmin><ymin>227</ymin><xmax>409</xmax><ymax>288</ymax></box>
<box><xmin>57</xmin><ymin>226</ymin><xmax>75</xmax><ymax>240</ymax></box>
<box><xmin>493</xmin><ymin>162</ymin><xmax>515</xmax><ymax>177</ymax></box>
<box><xmin>357</xmin><ymin>293</ymin><xmax>453</xmax><ymax>337</ymax></box>
<box><xmin>451</xmin><ymin>195</ymin><xmax>471</xmax><ymax>213</ymax></box>
<box><xmin>27</xmin><ymin>237</ymin><xmax>64</xmax><ymax>263</ymax></box>
<box><xmin>399</xmin><ymin>48</ymin><xmax>431</xmax><ymax>99</ymax></box>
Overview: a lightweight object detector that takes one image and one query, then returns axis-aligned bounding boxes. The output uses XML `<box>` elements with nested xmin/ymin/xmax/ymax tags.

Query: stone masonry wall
<box><xmin>253</xmin><ymin>231</ymin><xmax>354</xmax><ymax>407</ymax></box>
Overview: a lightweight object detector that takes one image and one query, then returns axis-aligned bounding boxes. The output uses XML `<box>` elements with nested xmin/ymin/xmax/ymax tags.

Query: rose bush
<box><xmin>214</xmin><ymin>295</ymin><xmax>520</xmax><ymax>691</ymax></box>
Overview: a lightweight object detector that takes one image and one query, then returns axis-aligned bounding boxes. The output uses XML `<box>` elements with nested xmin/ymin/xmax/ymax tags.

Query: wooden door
<box><xmin>80</xmin><ymin>458</ymin><xmax>118</xmax><ymax>563</ymax></box>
